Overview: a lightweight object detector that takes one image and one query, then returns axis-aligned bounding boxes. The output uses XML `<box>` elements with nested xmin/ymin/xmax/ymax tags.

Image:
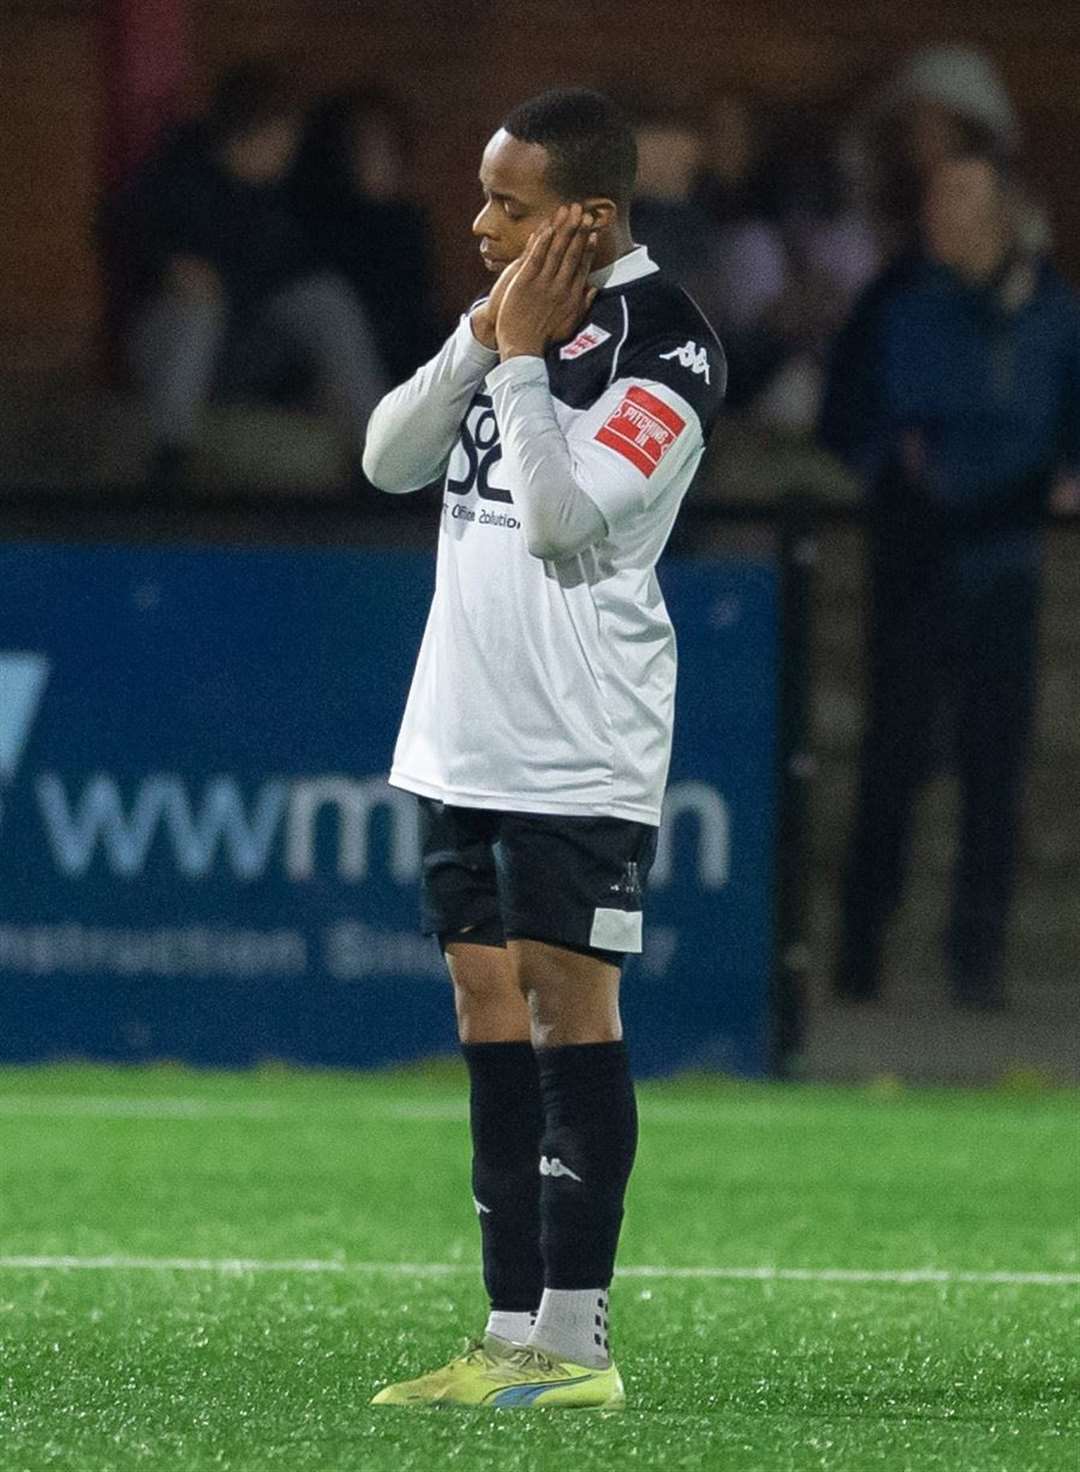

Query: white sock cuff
<box><xmin>528</xmin><ymin>1287</ymin><xmax>611</xmax><ymax>1368</ymax></box>
<box><xmin>485</xmin><ymin>1309</ymin><xmax>535</xmax><ymax>1345</ymax></box>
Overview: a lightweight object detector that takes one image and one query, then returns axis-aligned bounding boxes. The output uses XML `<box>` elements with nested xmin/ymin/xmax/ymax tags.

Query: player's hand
<box><xmin>470</xmin><ymin>257</ymin><xmax>525</xmax><ymax>351</ymax></box>
<box><xmin>495</xmin><ymin>204</ymin><xmax>599</xmax><ymax>361</ymax></box>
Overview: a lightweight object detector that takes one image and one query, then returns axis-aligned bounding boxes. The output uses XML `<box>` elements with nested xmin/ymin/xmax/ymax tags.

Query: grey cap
<box><xmin>873</xmin><ymin>45</ymin><xmax>1021</xmax><ymax>153</ymax></box>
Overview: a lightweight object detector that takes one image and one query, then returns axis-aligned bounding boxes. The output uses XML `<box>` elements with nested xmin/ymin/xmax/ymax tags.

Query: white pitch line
<box><xmin>0</xmin><ymin>1096</ymin><xmax>466</xmax><ymax>1122</ymax></box>
<box><xmin>0</xmin><ymin>1096</ymin><xmax>766</xmax><ymax>1126</ymax></box>
<box><xmin>617</xmin><ymin>1265</ymin><xmax>1080</xmax><ymax>1286</ymax></box>
<box><xmin>0</xmin><ymin>1096</ymin><xmax>1073</xmax><ymax>1133</ymax></box>
<box><xmin>0</xmin><ymin>1096</ymin><xmax>285</xmax><ymax>1120</ymax></box>
<box><xmin>0</xmin><ymin>1255</ymin><xmax>352</xmax><ymax>1274</ymax></box>
<box><xmin>0</xmin><ymin>1256</ymin><xmax>1075</xmax><ymax>1287</ymax></box>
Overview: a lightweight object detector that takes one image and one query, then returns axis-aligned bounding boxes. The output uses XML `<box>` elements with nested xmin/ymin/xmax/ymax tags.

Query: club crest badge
<box><xmin>559</xmin><ymin>323</ymin><xmax>613</xmax><ymax>360</ymax></box>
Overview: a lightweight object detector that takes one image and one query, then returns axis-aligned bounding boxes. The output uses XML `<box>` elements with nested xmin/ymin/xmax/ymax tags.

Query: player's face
<box><xmin>472</xmin><ymin>129</ymin><xmax>566</xmax><ymax>272</ymax></box>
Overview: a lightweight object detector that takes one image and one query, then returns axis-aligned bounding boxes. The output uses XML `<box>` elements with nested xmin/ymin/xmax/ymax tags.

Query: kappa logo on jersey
<box><xmin>559</xmin><ymin>323</ymin><xmax>612</xmax><ymax>361</ymax></box>
<box><xmin>595</xmin><ymin>386</ymin><xmax>686</xmax><ymax>478</ymax></box>
<box><xmin>659</xmin><ymin>340</ymin><xmax>711</xmax><ymax>385</ymax></box>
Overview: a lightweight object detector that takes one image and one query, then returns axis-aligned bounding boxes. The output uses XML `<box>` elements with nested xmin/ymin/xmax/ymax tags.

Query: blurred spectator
<box><xmin>109</xmin><ymin>62</ymin><xmax>387</xmax><ymax>483</ymax></box>
<box><xmin>631</xmin><ymin>107</ymin><xmax>874</xmax><ymax>431</ymax></box>
<box><xmin>821</xmin><ymin>148</ymin><xmax>1080</xmax><ymax>1010</ymax></box>
<box><xmin>694</xmin><ymin>108</ymin><xmax>882</xmax><ymax>429</ymax></box>
<box><xmin>689</xmin><ymin>95</ymin><xmax>786</xmax><ymax>413</ymax></box>
<box><xmin>290</xmin><ymin>86</ymin><xmax>444</xmax><ymax>386</ymax></box>
<box><xmin>676</xmin><ymin>92</ymin><xmax>879</xmax><ymax>431</ymax></box>
<box><xmin>625</xmin><ymin>100</ymin><xmax>879</xmax><ymax>516</ymax></box>
<box><xmin>630</xmin><ymin>117</ymin><xmax>728</xmax><ymax>330</ymax></box>
<box><xmin>704</xmin><ymin>114</ymin><xmax>879</xmax><ymax>430</ymax></box>
<box><xmin>692</xmin><ymin>94</ymin><xmax>764</xmax><ymax>229</ymax></box>
<box><xmin>866</xmin><ymin>44</ymin><xmax>1049</xmax><ymax>259</ymax></box>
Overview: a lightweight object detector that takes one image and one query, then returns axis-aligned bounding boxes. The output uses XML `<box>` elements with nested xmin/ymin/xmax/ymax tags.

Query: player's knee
<box><xmin>449</xmin><ymin>962</ymin><xmax>516</xmax><ymax>1008</ymax></box>
<box><xmin>446</xmin><ymin>940</ymin><xmax>513</xmax><ymax>988</ymax></box>
<box><xmin>516</xmin><ymin>953</ymin><xmax>622</xmax><ymax>1048</ymax></box>
<box><xmin>445</xmin><ymin>944</ymin><xmax>528</xmax><ymax>1041</ymax></box>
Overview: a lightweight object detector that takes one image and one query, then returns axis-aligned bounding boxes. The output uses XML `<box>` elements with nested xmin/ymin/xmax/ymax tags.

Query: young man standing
<box><xmin>364</xmin><ymin>89</ymin><xmax>725</xmax><ymax>1409</ymax></box>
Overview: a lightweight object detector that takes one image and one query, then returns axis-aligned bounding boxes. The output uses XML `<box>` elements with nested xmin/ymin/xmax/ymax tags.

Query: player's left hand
<box><xmin>495</xmin><ymin>203</ymin><xmax>599</xmax><ymax>361</ymax></box>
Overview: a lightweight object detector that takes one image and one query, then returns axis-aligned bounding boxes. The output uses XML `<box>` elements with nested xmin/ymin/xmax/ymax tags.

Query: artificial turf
<box><xmin>0</xmin><ymin>1063</ymin><xmax>1076</xmax><ymax>1471</ymax></box>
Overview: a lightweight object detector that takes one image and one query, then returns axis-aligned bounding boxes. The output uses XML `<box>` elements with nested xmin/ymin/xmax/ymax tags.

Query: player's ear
<box><xmin>582</xmin><ymin>197</ymin><xmax>617</xmax><ymax>233</ymax></box>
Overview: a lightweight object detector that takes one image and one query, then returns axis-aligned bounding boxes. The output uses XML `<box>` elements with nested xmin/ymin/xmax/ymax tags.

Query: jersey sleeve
<box><xmin>564</xmin><ymin>374</ymin><xmax>706</xmax><ymax>530</ymax></box>
<box><xmin>567</xmin><ymin>316</ymin><xmax>726</xmax><ymax>527</ymax></box>
<box><xmin>619</xmin><ymin>323</ymin><xmax>727</xmax><ymax>429</ymax></box>
<box><xmin>362</xmin><ymin>313</ymin><xmax>499</xmax><ymax>493</ymax></box>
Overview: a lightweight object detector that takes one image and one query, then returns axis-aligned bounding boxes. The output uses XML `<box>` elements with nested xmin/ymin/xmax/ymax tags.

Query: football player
<box><xmin>364</xmin><ymin>88</ymin><xmax>725</xmax><ymax>1409</ymax></box>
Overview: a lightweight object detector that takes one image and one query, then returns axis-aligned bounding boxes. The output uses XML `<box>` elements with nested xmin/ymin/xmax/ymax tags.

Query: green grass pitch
<box><xmin>0</xmin><ymin>1063</ymin><xmax>1076</xmax><ymax>1470</ymax></box>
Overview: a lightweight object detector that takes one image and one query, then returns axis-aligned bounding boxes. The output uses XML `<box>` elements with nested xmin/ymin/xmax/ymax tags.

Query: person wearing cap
<box><xmin>867</xmin><ymin>44</ymin><xmax>1048</xmax><ymax>258</ymax></box>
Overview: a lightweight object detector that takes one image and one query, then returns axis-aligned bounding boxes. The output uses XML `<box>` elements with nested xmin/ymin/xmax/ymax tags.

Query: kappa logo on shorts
<box><xmin>594</xmin><ymin>386</ymin><xmax>686</xmax><ymax>477</ymax></box>
<box><xmin>608</xmin><ymin>860</ymin><xmax>643</xmax><ymax>907</ymax></box>
<box><xmin>559</xmin><ymin>323</ymin><xmax>612</xmax><ymax>360</ymax></box>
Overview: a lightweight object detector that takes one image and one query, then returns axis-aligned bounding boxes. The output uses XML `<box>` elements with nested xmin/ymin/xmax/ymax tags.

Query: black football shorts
<box><xmin>417</xmin><ymin>798</ymin><xmax>658</xmax><ymax>966</ymax></box>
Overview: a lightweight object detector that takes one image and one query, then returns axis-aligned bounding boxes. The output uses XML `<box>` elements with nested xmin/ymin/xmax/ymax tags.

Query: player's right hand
<box><xmin>493</xmin><ymin>205</ymin><xmax>598</xmax><ymax>361</ymax></box>
<box><xmin>470</xmin><ymin>257</ymin><xmax>525</xmax><ymax>351</ymax></box>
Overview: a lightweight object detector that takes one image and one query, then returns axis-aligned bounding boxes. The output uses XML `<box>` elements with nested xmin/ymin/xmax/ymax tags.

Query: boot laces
<box><xmin>459</xmin><ymin>1337</ymin><xmax>500</xmax><ymax>1368</ymax></box>
<box><xmin>503</xmin><ymin>1345</ymin><xmax>561</xmax><ymax>1377</ymax></box>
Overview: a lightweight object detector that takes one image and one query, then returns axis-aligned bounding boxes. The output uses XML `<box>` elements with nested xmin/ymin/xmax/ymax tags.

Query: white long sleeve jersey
<box><xmin>363</xmin><ymin>247</ymin><xmax>726</xmax><ymax>824</ymax></box>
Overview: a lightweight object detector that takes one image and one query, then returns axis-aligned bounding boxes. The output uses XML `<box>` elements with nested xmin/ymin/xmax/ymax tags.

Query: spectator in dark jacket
<box><xmin>113</xmin><ymin>62</ymin><xmax>387</xmax><ymax>481</ymax></box>
<box><xmin>290</xmin><ymin>86</ymin><xmax>444</xmax><ymax>387</ymax></box>
<box><xmin>821</xmin><ymin>148</ymin><xmax>1080</xmax><ymax>1009</ymax></box>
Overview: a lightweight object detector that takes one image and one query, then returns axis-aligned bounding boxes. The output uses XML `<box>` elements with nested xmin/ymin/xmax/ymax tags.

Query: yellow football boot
<box><xmin>371</xmin><ymin>1335</ymin><xmax>516</xmax><ymax>1405</ymax></box>
<box><xmin>372</xmin><ymin>1343</ymin><xmax>624</xmax><ymax>1410</ymax></box>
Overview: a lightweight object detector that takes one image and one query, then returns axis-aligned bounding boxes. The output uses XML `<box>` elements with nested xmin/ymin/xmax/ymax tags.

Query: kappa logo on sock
<box><xmin>539</xmin><ymin>1156</ymin><xmax>582</xmax><ymax>1182</ymax></box>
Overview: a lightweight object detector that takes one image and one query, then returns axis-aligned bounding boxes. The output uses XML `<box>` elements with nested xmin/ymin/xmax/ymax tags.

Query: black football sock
<box><xmin>461</xmin><ymin>1041</ymin><xmax>544</xmax><ymax>1314</ymax></box>
<box><xmin>534</xmin><ymin>1041</ymin><xmax>638</xmax><ymax>1291</ymax></box>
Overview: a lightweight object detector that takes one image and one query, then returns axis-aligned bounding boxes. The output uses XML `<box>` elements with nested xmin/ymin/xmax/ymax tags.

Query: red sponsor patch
<box><xmin>594</xmin><ymin>386</ymin><xmax>686</xmax><ymax>477</ymax></box>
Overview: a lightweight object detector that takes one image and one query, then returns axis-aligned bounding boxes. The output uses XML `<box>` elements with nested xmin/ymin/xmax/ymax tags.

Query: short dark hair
<box><xmin>502</xmin><ymin>88</ymin><xmax>637</xmax><ymax>206</ymax></box>
<box><xmin>205</xmin><ymin>62</ymin><xmax>299</xmax><ymax>147</ymax></box>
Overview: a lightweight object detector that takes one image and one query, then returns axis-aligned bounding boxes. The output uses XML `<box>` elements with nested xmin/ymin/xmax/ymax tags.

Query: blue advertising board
<box><xmin>0</xmin><ymin>544</ymin><xmax>776</xmax><ymax>1076</ymax></box>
